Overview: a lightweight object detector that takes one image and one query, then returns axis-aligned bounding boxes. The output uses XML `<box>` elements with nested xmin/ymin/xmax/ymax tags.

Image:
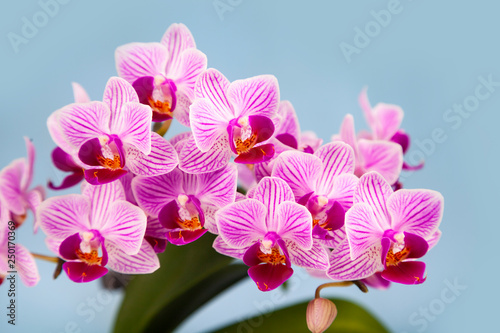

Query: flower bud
<box><xmin>306</xmin><ymin>298</ymin><xmax>337</xmax><ymax>333</ymax></box>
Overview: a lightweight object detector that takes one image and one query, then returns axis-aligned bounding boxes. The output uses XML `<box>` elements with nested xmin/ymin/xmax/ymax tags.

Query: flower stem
<box><xmin>31</xmin><ymin>252</ymin><xmax>61</xmax><ymax>263</ymax></box>
<box><xmin>153</xmin><ymin>119</ymin><xmax>173</xmax><ymax>137</ymax></box>
<box><xmin>315</xmin><ymin>280</ymin><xmax>368</xmax><ymax>299</ymax></box>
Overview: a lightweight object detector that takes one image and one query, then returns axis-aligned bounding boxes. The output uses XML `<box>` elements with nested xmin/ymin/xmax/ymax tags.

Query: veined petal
<box><xmin>252</xmin><ymin>177</ymin><xmax>295</xmax><ymax>231</ymax></box>
<box><xmin>145</xmin><ymin>217</ymin><xmax>168</xmax><ymax>239</ymax></box>
<box><xmin>190</xmin><ymin>98</ymin><xmax>228</xmax><ymax>152</ymax></box>
<box><xmin>287</xmin><ymin>240</ymin><xmax>329</xmax><ymax>270</ymax></box>
<box><xmin>354</xmin><ymin>172</ymin><xmax>393</xmax><ymax>230</ymax></box>
<box><xmin>276</xmin><ymin>202</ymin><xmax>312</xmax><ymax>249</ymax></box>
<box><xmin>345</xmin><ymin>203</ymin><xmax>385</xmax><ymax>260</ymax></box>
<box><xmin>272</xmin><ymin>150</ymin><xmax>322</xmax><ymax>200</ymax></box>
<box><xmin>102</xmin><ymin>77</ymin><xmax>140</xmax><ymax>126</ymax></box>
<box><xmin>47</xmin><ymin>112</ymin><xmax>74</xmax><ymax>154</ymax></box>
<box><xmin>338</xmin><ymin>114</ymin><xmax>359</xmax><ymax>160</ymax></box>
<box><xmin>161</xmin><ymin>23</ymin><xmax>196</xmax><ymax>75</ymax></box>
<box><xmin>328</xmin><ymin>174</ymin><xmax>359</xmax><ymax>210</ymax></box>
<box><xmin>194</xmin><ymin>69</ymin><xmax>232</xmax><ymax>118</ymax></box>
<box><xmin>327</xmin><ymin>240</ymin><xmax>382</xmax><ymax>281</ymax></box>
<box><xmin>82</xmin><ymin>181</ymin><xmax>126</xmax><ymax>229</ymax></box>
<box><xmin>115</xmin><ymin>42</ymin><xmax>167</xmax><ymax>84</ymax></box>
<box><xmin>37</xmin><ymin>194</ymin><xmax>91</xmax><ymax>240</ymax></box>
<box><xmin>227</xmin><ymin>75</ymin><xmax>279</xmax><ymax>119</ymax></box>
<box><xmin>132</xmin><ymin>169</ymin><xmax>183</xmax><ymax>217</ymax></box>
<box><xmin>125</xmin><ymin>133</ymin><xmax>179</xmax><ymax>177</ymax></box>
<box><xmin>171</xmin><ymin>48</ymin><xmax>207</xmax><ymax>93</ymax></box>
<box><xmin>426</xmin><ymin>229</ymin><xmax>442</xmax><ymax>250</ymax></box>
<box><xmin>388</xmin><ymin>189</ymin><xmax>444</xmax><ymax>238</ymax></box>
<box><xmin>15</xmin><ymin>244</ymin><xmax>39</xmax><ymax>287</ymax></box>
<box><xmin>216</xmin><ymin>199</ymin><xmax>267</xmax><ymax>248</ymax></box>
<box><xmin>26</xmin><ymin>188</ymin><xmax>44</xmax><ymax>231</ymax></box>
<box><xmin>358</xmin><ymin>139</ymin><xmax>403</xmax><ymax>185</ymax></box>
<box><xmin>54</xmin><ymin>102</ymin><xmax>110</xmax><ymax>150</ymax></box>
<box><xmin>110</xmin><ymin>102</ymin><xmax>152</xmax><ymax>155</ymax></box>
<box><xmin>197</xmin><ymin>163</ymin><xmax>237</xmax><ymax>208</ymax></box>
<box><xmin>105</xmin><ymin>239</ymin><xmax>159</xmax><ymax>274</ymax></box>
<box><xmin>276</xmin><ymin>100</ymin><xmax>300</xmax><ymax>140</ymax></box>
<box><xmin>372</xmin><ymin>103</ymin><xmax>404</xmax><ymax>141</ymax></box>
<box><xmin>315</xmin><ymin>142</ymin><xmax>355</xmax><ymax>195</ymax></box>
<box><xmin>172</xmin><ymin>90</ymin><xmax>192</xmax><ymax>127</ymax></box>
<box><xmin>72</xmin><ymin>82</ymin><xmax>91</xmax><ymax>103</ymax></box>
<box><xmin>358</xmin><ymin>87</ymin><xmax>374</xmax><ymax>128</ymax></box>
<box><xmin>179</xmin><ymin>136</ymin><xmax>231</xmax><ymax>174</ymax></box>
<box><xmin>0</xmin><ymin>159</ymin><xmax>24</xmax><ymax>215</ymax></box>
<box><xmin>213</xmin><ymin>236</ymin><xmax>247</xmax><ymax>260</ymax></box>
<box><xmin>99</xmin><ymin>200</ymin><xmax>147</xmax><ymax>255</ymax></box>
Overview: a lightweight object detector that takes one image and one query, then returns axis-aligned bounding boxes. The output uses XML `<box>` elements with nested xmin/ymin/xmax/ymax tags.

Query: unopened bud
<box><xmin>306</xmin><ymin>298</ymin><xmax>337</xmax><ymax>333</ymax></box>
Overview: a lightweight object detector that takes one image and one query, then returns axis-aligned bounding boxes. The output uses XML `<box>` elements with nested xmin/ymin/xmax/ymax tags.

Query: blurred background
<box><xmin>0</xmin><ymin>0</ymin><xmax>498</xmax><ymax>332</ymax></box>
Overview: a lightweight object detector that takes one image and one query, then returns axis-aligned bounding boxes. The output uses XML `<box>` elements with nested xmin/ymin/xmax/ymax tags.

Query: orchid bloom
<box><xmin>38</xmin><ymin>181</ymin><xmax>159</xmax><ymax>283</ymax></box>
<box><xmin>132</xmin><ymin>164</ymin><xmax>237</xmax><ymax>245</ymax></box>
<box><xmin>179</xmin><ymin>68</ymin><xmax>280</xmax><ymax>174</ymax></box>
<box><xmin>359</xmin><ymin>88</ymin><xmax>423</xmax><ymax>172</ymax></box>
<box><xmin>335</xmin><ymin>114</ymin><xmax>403</xmax><ymax>185</ymax></box>
<box><xmin>215</xmin><ymin>177</ymin><xmax>329</xmax><ymax>291</ymax></box>
<box><xmin>272</xmin><ymin>142</ymin><xmax>358</xmax><ymax>248</ymax></box>
<box><xmin>115</xmin><ymin>23</ymin><xmax>207</xmax><ymax>125</ymax></box>
<box><xmin>327</xmin><ymin>172</ymin><xmax>443</xmax><ymax>285</ymax></box>
<box><xmin>47</xmin><ymin>77</ymin><xmax>178</xmax><ymax>185</ymax></box>
<box><xmin>0</xmin><ymin>137</ymin><xmax>45</xmax><ymax>230</ymax></box>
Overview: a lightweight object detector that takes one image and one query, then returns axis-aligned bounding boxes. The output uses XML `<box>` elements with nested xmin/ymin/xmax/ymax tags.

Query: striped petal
<box><xmin>216</xmin><ymin>199</ymin><xmax>267</xmax><ymax>248</ymax></box>
<box><xmin>161</xmin><ymin>23</ymin><xmax>196</xmax><ymax>75</ymax></box>
<box><xmin>105</xmin><ymin>239</ymin><xmax>159</xmax><ymax>274</ymax></box>
<box><xmin>15</xmin><ymin>244</ymin><xmax>39</xmax><ymax>287</ymax></box>
<box><xmin>194</xmin><ymin>69</ymin><xmax>232</xmax><ymax>118</ymax></box>
<box><xmin>371</xmin><ymin>103</ymin><xmax>404</xmax><ymax>141</ymax></box>
<box><xmin>81</xmin><ymin>181</ymin><xmax>126</xmax><ymax>229</ymax></box>
<box><xmin>197</xmin><ymin>163</ymin><xmax>237</xmax><ymax>208</ymax></box>
<box><xmin>314</xmin><ymin>142</ymin><xmax>355</xmax><ymax>195</ymax></box>
<box><xmin>276</xmin><ymin>100</ymin><xmax>300</xmax><ymax>140</ymax></box>
<box><xmin>227</xmin><ymin>75</ymin><xmax>279</xmax><ymax>119</ymax></box>
<box><xmin>354</xmin><ymin>172</ymin><xmax>393</xmax><ymax>230</ymax></box>
<box><xmin>328</xmin><ymin>174</ymin><xmax>359</xmax><ymax>211</ymax></box>
<box><xmin>338</xmin><ymin>114</ymin><xmax>359</xmax><ymax>159</ymax></box>
<box><xmin>171</xmin><ymin>48</ymin><xmax>207</xmax><ymax>94</ymax></box>
<box><xmin>276</xmin><ymin>202</ymin><xmax>312</xmax><ymax>250</ymax></box>
<box><xmin>345</xmin><ymin>202</ymin><xmax>384</xmax><ymax>260</ymax></box>
<box><xmin>358</xmin><ymin>139</ymin><xmax>403</xmax><ymax>185</ymax></box>
<box><xmin>213</xmin><ymin>236</ymin><xmax>247</xmax><ymax>260</ymax></box>
<box><xmin>115</xmin><ymin>42</ymin><xmax>167</xmax><ymax>84</ymax></box>
<box><xmin>0</xmin><ymin>159</ymin><xmax>25</xmax><ymax>215</ymax></box>
<box><xmin>327</xmin><ymin>240</ymin><xmax>382</xmax><ymax>281</ymax></box>
<box><xmin>190</xmin><ymin>98</ymin><xmax>228</xmax><ymax>152</ymax></box>
<box><xmin>102</xmin><ymin>77</ymin><xmax>140</xmax><ymax>128</ymax></box>
<box><xmin>110</xmin><ymin>102</ymin><xmax>152</xmax><ymax>155</ymax></box>
<box><xmin>286</xmin><ymin>239</ymin><xmax>329</xmax><ymax>270</ymax></box>
<box><xmin>388</xmin><ymin>189</ymin><xmax>444</xmax><ymax>239</ymax></box>
<box><xmin>179</xmin><ymin>135</ymin><xmax>231</xmax><ymax>174</ymax></box>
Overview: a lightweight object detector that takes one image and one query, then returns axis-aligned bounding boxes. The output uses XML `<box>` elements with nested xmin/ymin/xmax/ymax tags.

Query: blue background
<box><xmin>0</xmin><ymin>0</ymin><xmax>497</xmax><ymax>332</ymax></box>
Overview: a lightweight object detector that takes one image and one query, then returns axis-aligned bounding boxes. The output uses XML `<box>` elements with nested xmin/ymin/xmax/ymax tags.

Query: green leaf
<box><xmin>113</xmin><ymin>234</ymin><xmax>248</xmax><ymax>333</ymax></box>
<box><xmin>210</xmin><ymin>298</ymin><xmax>389</xmax><ymax>333</ymax></box>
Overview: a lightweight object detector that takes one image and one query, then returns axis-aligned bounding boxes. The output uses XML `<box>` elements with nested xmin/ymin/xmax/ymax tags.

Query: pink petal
<box><xmin>125</xmin><ymin>132</ymin><xmax>179</xmax><ymax>177</ymax></box>
<box><xmin>190</xmin><ymin>98</ymin><xmax>228</xmax><ymax>152</ymax></box>
<box><xmin>252</xmin><ymin>177</ymin><xmax>295</xmax><ymax>230</ymax></box>
<box><xmin>171</xmin><ymin>48</ymin><xmax>207</xmax><ymax>94</ymax></box>
<box><xmin>115</xmin><ymin>42</ymin><xmax>167</xmax><ymax>84</ymax></box>
<box><xmin>26</xmin><ymin>188</ymin><xmax>44</xmax><ymax>232</ymax></box>
<box><xmin>81</xmin><ymin>181</ymin><xmax>126</xmax><ymax>229</ymax></box>
<box><xmin>15</xmin><ymin>244</ymin><xmax>40</xmax><ymax>287</ymax></box>
<box><xmin>0</xmin><ymin>159</ymin><xmax>25</xmax><ymax>215</ymax></box>
<box><xmin>102</xmin><ymin>77</ymin><xmax>140</xmax><ymax>126</ymax></box>
<box><xmin>272</xmin><ymin>150</ymin><xmax>322</xmax><ymax>200</ymax></box>
<box><xmin>194</xmin><ymin>69</ymin><xmax>232</xmax><ymax>118</ymax></box>
<box><xmin>213</xmin><ymin>236</ymin><xmax>247</xmax><ymax>260</ymax></box>
<box><xmin>354</xmin><ymin>172</ymin><xmax>393</xmax><ymax>230</ymax></box>
<box><xmin>381</xmin><ymin>261</ymin><xmax>426</xmax><ymax>285</ymax></box>
<box><xmin>161</xmin><ymin>23</ymin><xmax>196</xmax><ymax>75</ymax></box>
<box><xmin>371</xmin><ymin>103</ymin><xmax>403</xmax><ymax>140</ymax></box>
<box><xmin>328</xmin><ymin>174</ymin><xmax>359</xmax><ymax>211</ymax></box>
<box><xmin>358</xmin><ymin>87</ymin><xmax>374</xmax><ymax>128</ymax></box>
<box><xmin>276</xmin><ymin>202</ymin><xmax>312</xmax><ymax>249</ymax></box>
<box><xmin>172</xmin><ymin>89</ymin><xmax>192</xmax><ymax>127</ymax></box>
<box><xmin>37</xmin><ymin>194</ymin><xmax>91</xmax><ymax>240</ymax></box>
<box><xmin>286</xmin><ymin>239</ymin><xmax>329</xmax><ymax>270</ymax></box>
<box><xmin>216</xmin><ymin>199</ymin><xmax>268</xmax><ymax>248</ymax></box>
<box><xmin>99</xmin><ymin>200</ymin><xmax>147</xmax><ymax>255</ymax></box>
<box><xmin>72</xmin><ymin>82</ymin><xmax>91</xmax><ymax>103</ymax></box>
<box><xmin>21</xmin><ymin>137</ymin><xmax>35</xmax><ymax>192</ymax></box>
<box><xmin>276</xmin><ymin>100</ymin><xmax>300</xmax><ymax>139</ymax></box>
<box><xmin>358</xmin><ymin>140</ymin><xmax>403</xmax><ymax>185</ymax></box>
<box><xmin>197</xmin><ymin>163</ymin><xmax>237</xmax><ymax>208</ymax></box>
<box><xmin>179</xmin><ymin>135</ymin><xmax>231</xmax><ymax>174</ymax></box>
<box><xmin>388</xmin><ymin>189</ymin><xmax>444</xmax><ymax>239</ymax></box>
<box><xmin>145</xmin><ymin>217</ymin><xmax>168</xmax><ymax>239</ymax></box>
<box><xmin>227</xmin><ymin>75</ymin><xmax>279</xmax><ymax>119</ymax></box>
<box><xmin>105</xmin><ymin>239</ymin><xmax>159</xmax><ymax>274</ymax></box>
<box><xmin>327</xmin><ymin>240</ymin><xmax>382</xmax><ymax>281</ymax></box>
<box><xmin>426</xmin><ymin>229</ymin><xmax>442</xmax><ymax>250</ymax></box>
<box><xmin>110</xmin><ymin>102</ymin><xmax>152</xmax><ymax>155</ymax></box>
<box><xmin>345</xmin><ymin>203</ymin><xmax>385</xmax><ymax>260</ymax></box>
<box><xmin>314</xmin><ymin>142</ymin><xmax>355</xmax><ymax>195</ymax></box>
<box><xmin>338</xmin><ymin>114</ymin><xmax>359</xmax><ymax>159</ymax></box>
<box><xmin>201</xmin><ymin>203</ymin><xmax>219</xmax><ymax>234</ymax></box>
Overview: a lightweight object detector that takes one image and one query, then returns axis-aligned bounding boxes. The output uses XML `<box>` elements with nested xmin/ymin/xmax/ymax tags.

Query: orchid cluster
<box><xmin>0</xmin><ymin>23</ymin><xmax>444</xmax><ymax>332</ymax></box>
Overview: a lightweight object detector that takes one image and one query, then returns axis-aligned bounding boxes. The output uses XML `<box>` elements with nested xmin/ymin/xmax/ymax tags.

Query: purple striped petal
<box><xmin>146</xmin><ymin>217</ymin><xmax>168</xmax><ymax>239</ymax></box>
<box><xmin>179</xmin><ymin>136</ymin><xmax>231</xmax><ymax>174</ymax></box>
<box><xmin>327</xmin><ymin>240</ymin><xmax>382</xmax><ymax>281</ymax></box>
<box><xmin>354</xmin><ymin>172</ymin><xmax>393</xmax><ymax>230</ymax></box>
<box><xmin>115</xmin><ymin>42</ymin><xmax>167</xmax><ymax>84</ymax></box>
<box><xmin>371</xmin><ymin>103</ymin><xmax>404</xmax><ymax>140</ymax></box>
<box><xmin>99</xmin><ymin>200</ymin><xmax>147</xmax><ymax>255</ymax></box>
<box><xmin>381</xmin><ymin>260</ymin><xmax>426</xmax><ymax>285</ymax></box>
<box><xmin>102</xmin><ymin>77</ymin><xmax>139</xmax><ymax>126</ymax></box>
<box><xmin>276</xmin><ymin>100</ymin><xmax>300</xmax><ymax>140</ymax></box>
<box><xmin>190</xmin><ymin>98</ymin><xmax>228</xmax><ymax>152</ymax></box>
<box><xmin>426</xmin><ymin>229</ymin><xmax>442</xmax><ymax>250</ymax></box>
<box><xmin>327</xmin><ymin>174</ymin><xmax>358</xmax><ymax>211</ymax></box>
<box><xmin>82</xmin><ymin>181</ymin><xmax>126</xmax><ymax>229</ymax></box>
<box><xmin>194</xmin><ymin>69</ymin><xmax>232</xmax><ymax>117</ymax></box>
<box><xmin>47</xmin><ymin>112</ymin><xmax>74</xmax><ymax>154</ymax></box>
<box><xmin>72</xmin><ymin>82</ymin><xmax>91</xmax><ymax>103</ymax></box>
<box><xmin>132</xmin><ymin>169</ymin><xmax>183</xmax><ymax>217</ymax></box>
<box><xmin>358</xmin><ymin>140</ymin><xmax>403</xmax><ymax>185</ymax></box>
<box><xmin>161</xmin><ymin>23</ymin><xmax>196</xmax><ymax>75</ymax></box>
<box><xmin>388</xmin><ymin>189</ymin><xmax>444</xmax><ymax>238</ymax></box>
<box><xmin>315</xmin><ymin>142</ymin><xmax>355</xmax><ymax>196</ymax></box>
<box><xmin>172</xmin><ymin>90</ymin><xmax>192</xmax><ymax>127</ymax></box>
<box><xmin>125</xmin><ymin>133</ymin><xmax>178</xmax><ymax>177</ymax></box>
<box><xmin>197</xmin><ymin>163</ymin><xmax>237</xmax><ymax>208</ymax></box>
<box><xmin>201</xmin><ymin>203</ymin><xmax>219</xmax><ymax>234</ymax></box>
<box><xmin>213</xmin><ymin>236</ymin><xmax>247</xmax><ymax>260</ymax></box>
<box><xmin>286</xmin><ymin>239</ymin><xmax>329</xmax><ymax>270</ymax></box>
<box><xmin>37</xmin><ymin>194</ymin><xmax>91</xmax><ymax>240</ymax></box>
<box><xmin>110</xmin><ymin>102</ymin><xmax>152</xmax><ymax>155</ymax></box>
<box><xmin>15</xmin><ymin>244</ymin><xmax>39</xmax><ymax>287</ymax></box>
<box><xmin>216</xmin><ymin>199</ymin><xmax>268</xmax><ymax>248</ymax></box>
<box><xmin>227</xmin><ymin>75</ymin><xmax>279</xmax><ymax>119</ymax></box>
<box><xmin>338</xmin><ymin>114</ymin><xmax>359</xmax><ymax>159</ymax></box>
<box><xmin>0</xmin><ymin>159</ymin><xmax>25</xmax><ymax>215</ymax></box>
<box><xmin>276</xmin><ymin>202</ymin><xmax>312</xmax><ymax>249</ymax></box>
<box><xmin>252</xmin><ymin>177</ymin><xmax>295</xmax><ymax>231</ymax></box>
<box><xmin>52</xmin><ymin>101</ymin><xmax>110</xmax><ymax>151</ymax></box>
<box><xmin>105</xmin><ymin>239</ymin><xmax>160</xmax><ymax>274</ymax></box>
<box><xmin>345</xmin><ymin>203</ymin><xmax>385</xmax><ymax>260</ymax></box>
<box><xmin>170</xmin><ymin>48</ymin><xmax>207</xmax><ymax>94</ymax></box>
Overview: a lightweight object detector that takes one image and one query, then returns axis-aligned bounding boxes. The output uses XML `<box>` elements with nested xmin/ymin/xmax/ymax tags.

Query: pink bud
<box><xmin>306</xmin><ymin>298</ymin><xmax>337</xmax><ymax>333</ymax></box>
